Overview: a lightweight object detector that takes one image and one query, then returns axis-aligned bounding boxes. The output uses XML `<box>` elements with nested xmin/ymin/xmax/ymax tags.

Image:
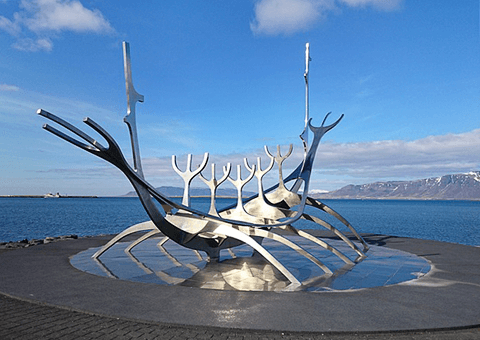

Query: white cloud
<box><xmin>251</xmin><ymin>0</ymin><xmax>403</xmax><ymax>35</ymax></box>
<box><xmin>0</xmin><ymin>14</ymin><xmax>22</xmax><ymax>35</ymax></box>
<box><xmin>338</xmin><ymin>0</ymin><xmax>403</xmax><ymax>11</ymax></box>
<box><xmin>12</xmin><ymin>37</ymin><xmax>53</xmax><ymax>51</ymax></box>
<box><xmin>318</xmin><ymin>130</ymin><xmax>480</xmax><ymax>172</ymax></box>
<box><xmin>21</xmin><ymin>0</ymin><xmax>113</xmax><ymax>33</ymax></box>
<box><xmin>0</xmin><ymin>0</ymin><xmax>114</xmax><ymax>51</ymax></box>
<box><xmin>0</xmin><ymin>84</ymin><xmax>20</xmax><ymax>91</ymax></box>
<box><xmin>308</xmin><ymin>129</ymin><xmax>480</xmax><ymax>190</ymax></box>
<box><xmin>251</xmin><ymin>0</ymin><xmax>335</xmax><ymax>35</ymax></box>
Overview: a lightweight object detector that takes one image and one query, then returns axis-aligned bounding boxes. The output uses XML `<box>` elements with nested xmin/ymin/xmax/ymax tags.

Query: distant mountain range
<box><xmin>123</xmin><ymin>172</ymin><xmax>480</xmax><ymax>200</ymax></box>
<box><xmin>314</xmin><ymin>171</ymin><xmax>480</xmax><ymax>200</ymax></box>
<box><xmin>123</xmin><ymin>186</ymin><xmax>254</xmax><ymax>198</ymax></box>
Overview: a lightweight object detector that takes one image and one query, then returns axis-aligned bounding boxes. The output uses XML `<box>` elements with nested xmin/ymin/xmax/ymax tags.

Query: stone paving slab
<box><xmin>0</xmin><ymin>233</ymin><xmax>479</xmax><ymax>337</ymax></box>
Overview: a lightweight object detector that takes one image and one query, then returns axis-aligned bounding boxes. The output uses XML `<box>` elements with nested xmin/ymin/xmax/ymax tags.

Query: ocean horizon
<box><xmin>1</xmin><ymin>197</ymin><xmax>479</xmax><ymax>246</ymax></box>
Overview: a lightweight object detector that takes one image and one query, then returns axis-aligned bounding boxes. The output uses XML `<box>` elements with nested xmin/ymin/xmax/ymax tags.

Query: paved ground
<box><xmin>1</xmin><ymin>293</ymin><xmax>479</xmax><ymax>339</ymax></box>
<box><xmin>0</xmin><ymin>233</ymin><xmax>479</xmax><ymax>339</ymax></box>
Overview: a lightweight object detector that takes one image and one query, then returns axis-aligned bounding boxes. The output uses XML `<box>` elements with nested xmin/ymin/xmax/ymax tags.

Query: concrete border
<box><xmin>0</xmin><ymin>233</ymin><xmax>479</xmax><ymax>333</ymax></box>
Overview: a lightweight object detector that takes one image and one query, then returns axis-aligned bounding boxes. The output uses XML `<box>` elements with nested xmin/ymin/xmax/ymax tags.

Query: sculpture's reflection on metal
<box><xmin>39</xmin><ymin>42</ymin><xmax>370</xmax><ymax>289</ymax></box>
<box><xmin>92</xmin><ymin>257</ymin><xmax>118</xmax><ymax>279</ymax></box>
<box><xmin>88</xmin><ymin>236</ymin><xmax>318</xmax><ymax>291</ymax></box>
<box><xmin>96</xmin><ymin>241</ymin><xmax>200</xmax><ymax>285</ymax></box>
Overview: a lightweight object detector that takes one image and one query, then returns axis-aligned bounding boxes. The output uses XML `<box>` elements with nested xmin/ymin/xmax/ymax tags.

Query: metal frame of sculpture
<box><xmin>38</xmin><ymin>42</ymin><xmax>369</xmax><ymax>288</ymax></box>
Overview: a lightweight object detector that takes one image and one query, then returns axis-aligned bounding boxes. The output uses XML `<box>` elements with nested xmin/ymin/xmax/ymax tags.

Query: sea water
<box><xmin>0</xmin><ymin>197</ymin><xmax>479</xmax><ymax>246</ymax></box>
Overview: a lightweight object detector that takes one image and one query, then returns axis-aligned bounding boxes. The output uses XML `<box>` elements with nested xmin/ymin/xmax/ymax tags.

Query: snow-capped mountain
<box><xmin>315</xmin><ymin>171</ymin><xmax>480</xmax><ymax>200</ymax></box>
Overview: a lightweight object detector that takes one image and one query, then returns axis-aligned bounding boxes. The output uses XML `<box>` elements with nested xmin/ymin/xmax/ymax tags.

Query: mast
<box><xmin>122</xmin><ymin>41</ymin><xmax>145</xmax><ymax>178</ymax></box>
<box><xmin>292</xmin><ymin>43</ymin><xmax>312</xmax><ymax>194</ymax></box>
<box><xmin>300</xmin><ymin>42</ymin><xmax>311</xmax><ymax>151</ymax></box>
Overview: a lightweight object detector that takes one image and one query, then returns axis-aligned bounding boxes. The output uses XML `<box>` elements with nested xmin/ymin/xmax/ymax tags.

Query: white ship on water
<box><xmin>44</xmin><ymin>192</ymin><xmax>61</xmax><ymax>198</ymax></box>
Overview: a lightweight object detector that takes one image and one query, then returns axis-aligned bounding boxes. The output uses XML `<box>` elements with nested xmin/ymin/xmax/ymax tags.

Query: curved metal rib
<box><xmin>261</xmin><ymin>188</ymin><xmax>366</xmax><ymax>258</ymax></box>
<box><xmin>92</xmin><ymin>221</ymin><xmax>156</xmax><ymax>258</ymax></box>
<box><xmin>259</xmin><ymin>204</ymin><xmax>359</xmax><ymax>264</ymax></box>
<box><xmin>236</xmin><ymin>226</ymin><xmax>333</xmax><ymax>274</ymax></box>
<box><xmin>263</xmin><ymin>191</ymin><xmax>367</xmax><ymax>259</ymax></box>
<box><xmin>124</xmin><ymin>229</ymin><xmax>161</xmax><ymax>254</ymax></box>
<box><xmin>156</xmin><ymin>242</ymin><xmax>201</xmax><ymax>274</ymax></box>
<box><xmin>306</xmin><ymin>197</ymin><xmax>370</xmax><ymax>252</ymax></box>
<box><xmin>300</xmin><ymin>213</ymin><xmax>365</xmax><ymax>259</ymax></box>
<box><xmin>212</xmin><ymin>224</ymin><xmax>301</xmax><ymax>286</ymax></box>
<box><xmin>277</xmin><ymin>225</ymin><xmax>355</xmax><ymax>265</ymax></box>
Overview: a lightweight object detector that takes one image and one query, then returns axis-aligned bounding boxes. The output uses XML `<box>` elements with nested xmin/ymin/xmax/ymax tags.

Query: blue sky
<box><xmin>0</xmin><ymin>0</ymin><xmax>479</xmax><ymax>196</ymax></box>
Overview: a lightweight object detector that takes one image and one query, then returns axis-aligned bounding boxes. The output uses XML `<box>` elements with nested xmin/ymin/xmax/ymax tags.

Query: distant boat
<box><xmin>44</xmin><ymin>192</ymin><xmax>61</xmax><ymax>198</ymax></box>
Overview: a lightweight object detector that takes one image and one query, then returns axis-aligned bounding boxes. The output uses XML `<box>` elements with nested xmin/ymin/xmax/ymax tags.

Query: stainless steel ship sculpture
<box><xmin>38</xmin><ymin>42</ymin><xmax>369</xmax><ymax>288</ymax></box>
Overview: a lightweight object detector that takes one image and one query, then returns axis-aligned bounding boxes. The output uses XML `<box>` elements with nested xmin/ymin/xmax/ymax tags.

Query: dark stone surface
<box><xmin>1</xmin><ymin>294</ymin><xmax>479</xmax><ymax>340</ymax></box>
<box><xmin>0</xmin><ymin>233</ymin><xmax>479</xmax><ymax>337</ymax></box>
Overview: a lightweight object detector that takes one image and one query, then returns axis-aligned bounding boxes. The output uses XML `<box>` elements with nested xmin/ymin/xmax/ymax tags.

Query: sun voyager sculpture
<box><xmin>38</xmin><ymin>42</ymin><xmax>370</xmax><ymax>290</ymax></box>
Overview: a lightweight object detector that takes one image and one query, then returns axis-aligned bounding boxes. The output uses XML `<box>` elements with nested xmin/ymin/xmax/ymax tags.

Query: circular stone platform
<box><xmin>71</xmin><ymin>236</ymin><xmax>430</xmax><ymax>292</ymax></box>
<box><xmin>0</xmin><ymin>231</ymin><xmax>478</xmax><ymax>333</ymax></box>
